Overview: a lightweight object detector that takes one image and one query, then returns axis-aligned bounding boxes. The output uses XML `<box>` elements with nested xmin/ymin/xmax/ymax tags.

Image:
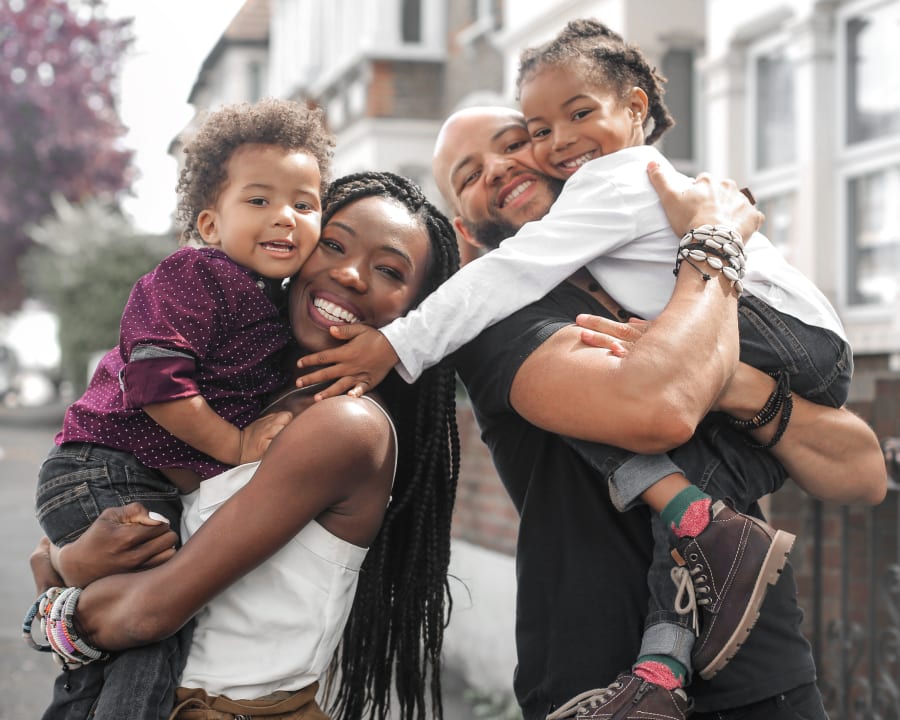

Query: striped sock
<box><xmin>633</xmin><ymin>655</ymin><xmax>687</xmax><ymax>690</ymax></box>
<box><xmin>660</xmin><ymin>486</ymin><xmax>712</xmax><ymax>539</ymax></box>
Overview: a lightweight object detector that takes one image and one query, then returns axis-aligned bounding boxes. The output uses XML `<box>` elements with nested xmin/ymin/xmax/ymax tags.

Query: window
<box><xmin>458</xmin><ymin>0</ymin><xmax>500</xmax><ymax>46</ymax></box>
<box><xmin>846</xmin><ymin>165</ymin><xmax>900</xmax><ymax>306</ymax></box>
<box><xmin>756</xmin><ymin>192</ymin><xmax>796</xmax><ymax>260</ymax></box>
<box><xmin>247</xmin><ymin>61</ymin><xmax>263</xmax><ymax>102</ymax></box>
<box><xmin>401</xmin><ymin>0</ymin><xmax>422</xmax><ymax>43</ymax></box>
<box><xmin>753</xmin><ymin>43</ymin><xmax>795</xmax><ymax>170</ymax></box>
<box><xmin>845</xmin><ymin>3</ymin><xmax>900</xmax><ymax>144</ymax></box>
<box><xmin>660</xmin><ymin>47</ymin><xmax>695</xmax><ymax>163</ymax></box>
<box><xmin>840</xmin><ymin>1</ymin><xmax>900</xmax><ymax>310</ymax></box>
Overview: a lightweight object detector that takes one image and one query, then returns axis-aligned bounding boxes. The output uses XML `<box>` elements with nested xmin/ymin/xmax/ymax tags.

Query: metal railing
<box><xmin>813</xmin><ymin>439</ymin><xmax>900</xmax><ymax>719</ymax></box>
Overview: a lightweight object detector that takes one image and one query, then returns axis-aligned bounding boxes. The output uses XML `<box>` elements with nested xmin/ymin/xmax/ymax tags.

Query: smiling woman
<box><xmin>291</xmin><ymin>195</ymin><xmax>432</xmax><ymax>350</ymax></box>
<box><xmin>28</xmin><ymin>171</ymin><xmax>462</xmax><ymax>720</ymax></box>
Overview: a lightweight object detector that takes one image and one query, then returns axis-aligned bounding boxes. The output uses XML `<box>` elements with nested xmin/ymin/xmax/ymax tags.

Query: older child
<box><xmin>292</xmin><ymin>18</ymin><xmax>854</xmax><ymax>706</ymax></box>
<box><xmin>33</xmin><ymin>98</ymin><xmax>333</xmax><ymax>720</ymax></box>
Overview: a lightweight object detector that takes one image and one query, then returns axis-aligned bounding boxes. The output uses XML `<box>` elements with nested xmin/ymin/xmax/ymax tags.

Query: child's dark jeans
<box><xmin>35</xmin><ymin>442</ymin><xmax>192</xmax><ymax>720</ymax></box>
<box><xmin>614</xmin><ymin>295</ymin><xmax>852</xmax><ymax>678</ymax></box>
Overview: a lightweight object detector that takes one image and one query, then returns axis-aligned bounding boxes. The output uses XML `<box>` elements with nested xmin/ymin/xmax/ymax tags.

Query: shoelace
<box><xmin>545</xmin><ymin>680</ymin><xmax>626</xmax><ymax>719</ymax></box>
<box><xmin>670</xmin><ymin>564</ymin><xmax>712</xmax><ymax>636</ymax></box>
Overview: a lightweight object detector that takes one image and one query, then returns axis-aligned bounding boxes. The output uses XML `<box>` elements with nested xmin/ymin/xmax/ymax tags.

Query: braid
<box><xmin>323</xmin><ymin>171</ymin><xmax>461</xmax><ymax>720</ymax></box>
<box><xmin>516</xmin><ymin>18</ymin><xmax>675</xmax><ymax>144</ymax></box>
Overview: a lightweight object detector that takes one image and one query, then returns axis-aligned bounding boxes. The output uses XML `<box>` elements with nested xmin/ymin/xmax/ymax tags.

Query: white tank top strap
<box><xmin>360</xmin><ymin>394</ymin><xmax>399</xmax><ymax>495</ymax></box>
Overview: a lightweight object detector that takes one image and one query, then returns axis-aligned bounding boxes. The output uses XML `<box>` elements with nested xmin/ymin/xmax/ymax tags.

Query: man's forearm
<box><xmin>510</xmin><ymin>266</ymin><xmax>739</xmax><ymax>453</ymax></box>
<box><xmin>718</xmin><ymin>364</ymin><xmax>887</xmax><ymax>505</ymax></box>
<box><xmin>770</xmin><ymin>400</ymin><xmax>886</xmax><ymax>505</ymax></box>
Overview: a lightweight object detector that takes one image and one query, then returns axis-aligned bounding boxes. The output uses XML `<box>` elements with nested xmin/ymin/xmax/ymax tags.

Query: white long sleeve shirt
<box><xmin>382</xmin><ymin>144</ymin><xmax>845</xmax><ymax>382</ymax></box>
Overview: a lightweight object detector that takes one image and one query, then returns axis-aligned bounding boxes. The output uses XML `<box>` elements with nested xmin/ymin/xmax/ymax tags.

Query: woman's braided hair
<box><xmin>516</xmin><ymin>18</ymin><xmax>675</xmax><ymax>145</ymax></box>
<box><xmin>176</xmin><ymin>98</ymin><xmax>334</xmax><ymax>243</ymax></box>
<box><xmin>320</xmin><ymin>172</ymin><xmax>461</xmax><ymax>720</ymax></box>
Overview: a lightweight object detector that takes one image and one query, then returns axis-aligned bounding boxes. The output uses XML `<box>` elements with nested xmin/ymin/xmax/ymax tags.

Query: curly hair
<box><xmin>176</xmin><ymin>98</ymin><xmax>334</xmax><ymax>242</ymax></box>
<box><xmin>319</xmin><ymin>172</ymin><xmax>461</xmax><ymax>720</ymax></box>
<box><xmin>516</xmin><ymin>18</ymin><xmax>675</xmax><ymax>145</ymax></box>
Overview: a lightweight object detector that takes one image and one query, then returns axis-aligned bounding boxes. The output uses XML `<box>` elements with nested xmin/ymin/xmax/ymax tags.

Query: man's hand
<box><xmin>647</xmin><ymin>161</ymin><xmax>763</xmax><ymax>241</ymax></box>
<box><xmin>48</xmin><ymin>503</ymin><xmax>178</xmax><ymax>588</ymax></box>
<box><xmin>295</xmin><ymin>325</ymin><xmax>400</xmax><ymax>401</ymax></box>
<box><xmin>575</xmin><ymin>314</ymin><xmax>649</xmax><ymax>355</ymax></box>
<box><xmin>239</xmin><ymin>411</ymin><xmax>293</xmax><ymax>463</ymax></box>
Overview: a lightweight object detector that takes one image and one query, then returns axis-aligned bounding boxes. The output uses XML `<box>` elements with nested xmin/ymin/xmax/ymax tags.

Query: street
<box><xmin>0</xmin><ymin>405</ymin><xmax>474</xmax><ymax>719</ymax></box>
<box><xmin>0</xmin><ymin>407</ymin><xmax>61</xmax><ymax>719</ymax></box>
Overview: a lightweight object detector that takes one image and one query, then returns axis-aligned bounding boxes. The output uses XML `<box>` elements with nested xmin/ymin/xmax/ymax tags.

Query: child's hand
<box><xmin>239</xmin><ymin>411</ymin><xmax>293</xmax><ymax>463</ymax></box>
<box><xmin>295</xmin><ymin>324</ymin><xmax>400</xmax><ymax>401</ymax></box>
<box><xmin>50</xmin><ymin>503</ymin><xmax>178</xmax><ymax>588</ymax></box>
<box><xmin>575</xmin><ymin>314</ymin><xmax>649</xmax><ymax>356</ymax></box>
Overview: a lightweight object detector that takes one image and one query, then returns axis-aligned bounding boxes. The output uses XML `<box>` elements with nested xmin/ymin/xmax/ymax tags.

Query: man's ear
<box><xmin>196</xmin><ymin>209</ymin><xmax>220</xmax><ymax>246</ymax></box>
<box><xmin>453</xmin><ymin>216</ymin><xmax>485</xmax><ymax>266</ymax></box>
<box><xmin>453</xmin><ymin>216</ymin><xmax>481</xmax><ymax>249</ymax></box>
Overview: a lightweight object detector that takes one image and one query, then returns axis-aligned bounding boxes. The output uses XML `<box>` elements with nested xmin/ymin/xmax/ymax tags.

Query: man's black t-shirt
<box><xmin>454</xmin><ymin>281</ymin><xmax>816</xmax><ymax>719</ymax></box>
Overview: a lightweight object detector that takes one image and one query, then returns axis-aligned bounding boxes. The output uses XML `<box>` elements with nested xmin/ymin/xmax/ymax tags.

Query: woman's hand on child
<box><xmin>295</xmin><ymin>324</ymin><xmax>399</xmax><ymax>401</ymax></box>
<box><xmin>30</xmin><ymin>536</ymin><xmax>64</xmax><ymax>594</ymax></box>
<box><xmin>44</xmin><ymin>503</ymin><xmax>179</xmax><ymax>589</ymax></box>
<box><xmin>239</xmin><ymin>411</ymin><xmax>293</xmax><ymax>464</ymax></box>
<box><xmin>575</xmin><ymin>314</ymin><xmax>649</xmax><ymax>356</ymax></box>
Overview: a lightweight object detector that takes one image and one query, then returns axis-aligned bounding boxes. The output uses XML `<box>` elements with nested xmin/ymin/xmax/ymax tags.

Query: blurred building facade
<box><xmin>173</xmin><ymin>0</ymin><xmax>900</xmax><ymax>707</ymax></box>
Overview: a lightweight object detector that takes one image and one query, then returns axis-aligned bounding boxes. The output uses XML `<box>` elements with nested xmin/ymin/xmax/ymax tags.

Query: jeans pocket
<box><xmin>35</xmin><ymin>460</ymin><xmax>109</xmax><ymax>545</ymax></box>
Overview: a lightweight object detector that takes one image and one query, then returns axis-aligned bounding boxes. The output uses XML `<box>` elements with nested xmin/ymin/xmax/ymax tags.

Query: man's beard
<box><xmin>462</xmin><ymin>177</ymin><xmax>564</xmax><ymax>250</ymax></box>
<box><xmin>461</xmin><ymin>216</ymin><xmax>521</xmax><ymax>251</ymax></box>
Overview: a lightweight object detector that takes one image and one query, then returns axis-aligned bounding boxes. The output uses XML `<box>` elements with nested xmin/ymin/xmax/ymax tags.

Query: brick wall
<box><xmin>367</xmin><ymin>60</ymin><xmax>444</xmax><ymax>119</ymax></box>
<box><xmin>451</xmin><ymin>399</ymin><xmax>518</xmax><ymax>556</ymax></box>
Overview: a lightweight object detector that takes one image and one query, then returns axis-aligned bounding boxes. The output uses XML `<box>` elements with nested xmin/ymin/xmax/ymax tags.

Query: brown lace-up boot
<box><xmin>547</xmin><ymin>673</ymin><xmax>692</xmax><ymax>719</ymax></box>
<box><xmin>671</xmin><ymin>499</ymin><xmax>795</xmax><ymax>680</ymax></box>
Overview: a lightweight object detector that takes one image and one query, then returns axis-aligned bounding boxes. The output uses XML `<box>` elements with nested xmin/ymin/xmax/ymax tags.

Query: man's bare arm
<box><xmin>719</xmin><ymin>365</ymin><xmax>887</xmax><ymax>505</ymax></box>
<box><xmin>510</xmin><ymin>169</ymin><xmax>760</xmax><ymax>453</ymax></box>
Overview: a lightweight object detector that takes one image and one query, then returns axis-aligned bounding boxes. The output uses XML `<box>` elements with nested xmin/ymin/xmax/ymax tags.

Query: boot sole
<box><xmin>697</xmin><ymin>528</ymin><xmax>796</xmax><ymax>680</ymax></box>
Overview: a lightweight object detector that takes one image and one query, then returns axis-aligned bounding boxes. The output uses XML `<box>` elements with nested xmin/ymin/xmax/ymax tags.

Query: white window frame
<box><xmin>746</xmin><ymin>32</ymin><xmax>798</xmax><ymax>185</ymax></box>
<box><xmin>836</xmin><ymin>0</ymin><xmax>900</xmax><ymax>318</ymax></box>
<box><xmin>744</xmin><ymin>32</ymin><xmax>800</xmax><ymax>267</ymax></box>
<box><xmin>656</xmin><ymin>42</ymin><xmax>701</xmax><ymax>176</ymax></box>
<box><xmin>457</xmin><ymin>0</ymin><xmax>499</xmax><ymax>47</ymax></box>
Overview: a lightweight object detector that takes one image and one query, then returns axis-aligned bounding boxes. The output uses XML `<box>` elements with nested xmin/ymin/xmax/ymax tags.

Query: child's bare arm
<box><xmin>294</xmin><ymin>324</ymin><xmax>400</xmax><ymax>401</ymax></box>
<box><xmin>144</xmin><ymin>397</ymin><xmax>292</xmax><ymax>464</ymax></box>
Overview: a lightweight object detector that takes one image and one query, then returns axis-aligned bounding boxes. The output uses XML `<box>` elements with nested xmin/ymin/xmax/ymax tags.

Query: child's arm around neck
<box><xmin>294</xmin><ymin>160</ymin><xmax>643</xmax><ymax>397</ymax></box>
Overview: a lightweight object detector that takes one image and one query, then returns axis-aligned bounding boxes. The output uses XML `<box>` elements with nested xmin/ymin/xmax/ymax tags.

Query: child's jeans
<box><xmin>736</xmin><ymin>293</ymin><xmax>851</xmax><ymax>407</ymax></box>
<box><xmin>35</xmin><ymin>442</ymin><xmax>192</xmax><ymax>720</ymax></box>
<box><xmin>614</xmin><ymin>296</ymin><xmax>852</xmax><ymax>679</ymax></box>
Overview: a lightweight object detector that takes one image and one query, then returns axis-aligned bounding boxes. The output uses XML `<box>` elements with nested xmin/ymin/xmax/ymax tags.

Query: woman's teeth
<box><xmin>313</xmin><ymin>297</ymin><xmax>359</xmax><ymax>323</ymax></box>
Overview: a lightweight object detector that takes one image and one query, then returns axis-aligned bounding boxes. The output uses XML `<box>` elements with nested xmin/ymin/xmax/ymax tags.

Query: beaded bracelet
<box><xmin>746</xmin><ymin>389</ymin><xmax>793</xmax><ymax>450</ymax></box>
<box><xmin>673</xmin><ymin>225</ymin><xmax>747</xmax><ymax>295</ymax></box>
<box><xmin>23</xmin><ymin>586</ymin><xmax>107</xmax><ymax>668</ymax></box>
<box><xmin>729</xmin><ymin>371</ymin><xmax>790</xmax><ymax>430</ymax></box>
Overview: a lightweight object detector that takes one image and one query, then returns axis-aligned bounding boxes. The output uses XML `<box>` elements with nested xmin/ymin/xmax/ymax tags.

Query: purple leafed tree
<box><xmin>0</xmin><ymin>0</ymin><xmax>134</xmax><ymax>311</ymax></box>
